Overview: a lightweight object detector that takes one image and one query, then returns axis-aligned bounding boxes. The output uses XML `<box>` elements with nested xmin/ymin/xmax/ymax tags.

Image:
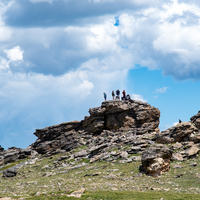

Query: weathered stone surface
<box><xmin>32</xmin><ymin>130</ymin><xmax>81</xmax><ymax>154</ymax></box>
<box><xmin>67</xmin><ymin>188</ymin><xmax>85</xmax><ymax>198</ymax></box>
<box><xmin>184</xmin><ymin>144</ymin><xmax>200</xmax><ymax>157</ymax></box>
<box><xmin>141</xmin><ymin>145</ymin><xmax>172</xmax><ymax>176</ymax></box>
<box><xmin>191</xmin><ymin>111</ymin><xmax>200</xmax><ymax>129</ymax></box>
<box><xmin>34</xmin><ymin>121</ymin><xmax>82</xmax><ymax>140</ymax></box>
<box><xmin>30</xmin><ymin>100</ymin><xmax>160</xmax><ymax>155</ymax></box>
<box><xmin>171</xmin><ymin>142</ymin><xmax>183</xmax><ymax>150</ymax></box>
<box><xmin>172</xmin><ymin>153</ymin><xmax>184</xmax><ymax>161</ymax></box>
<box><xmin>85</xmin><ymin>100</ymin><xmax>160</xmax><ymax>134</ymax></box>
<box><xmin>3</xmin><ymin>168</ymin><xmax>17</xmax><ymax>178</ymax></box>
<box><xmin>155</xmin><ymin>122</ymin><xmax>199</xmax><ymax>144</ymax></box>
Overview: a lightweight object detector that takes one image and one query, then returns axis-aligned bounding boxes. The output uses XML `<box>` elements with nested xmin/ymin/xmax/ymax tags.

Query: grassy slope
<box><xmin>0</xmin><ymin>150</ymin><xmax>200</xmax><ymax>199</ymax></box>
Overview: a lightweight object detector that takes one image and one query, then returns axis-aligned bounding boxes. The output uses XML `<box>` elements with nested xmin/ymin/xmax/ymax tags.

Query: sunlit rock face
<box><xmin>141</xmin><ymin>145</ymin><xmax>172</xmax><ymax>176</ymax></box>
<box><xmin>85</xmin><ymin>99</ymin><xmax>160</xmax><ymax>134</ymax></box>
<box><xmin>155</xmin><ymin>122</ymin><xmax>199</xmax><ymax>144</ymax></box>
<box><xmin>31</xmin><ymin>100</ymin><xmax>160</xmax><ymax>154</ymax></box>
<box><xmin>191</xmin><ymin>111</ymin><xmax>200</xmax><ymax>130</ymax></box>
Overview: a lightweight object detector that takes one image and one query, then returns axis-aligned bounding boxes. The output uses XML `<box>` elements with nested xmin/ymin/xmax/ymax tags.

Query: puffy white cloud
<box><xmin>1</xmin><ymin>0</ymin><xmax>200</xmax><ymax>149</ymax></box>
<box><xmin>131</xmin><ymin>94</ymin><xmax>147</xmax><ymax>102</ymax></box>
<box><xmin>4</xmin><ymin>46</ymin><xmax>23</xmax><ymax>61</ymax></box>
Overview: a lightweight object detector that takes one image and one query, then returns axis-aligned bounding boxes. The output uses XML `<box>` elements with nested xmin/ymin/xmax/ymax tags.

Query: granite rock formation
<box><xmin>31</xmin><ymin>100</ymin><xmax>160</xmax><ymax>154</ymax></box>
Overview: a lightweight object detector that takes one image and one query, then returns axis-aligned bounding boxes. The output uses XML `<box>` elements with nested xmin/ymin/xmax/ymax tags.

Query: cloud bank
<box><xmin>0</xmin><ymin>0</ymin><xmax>200</xmax><ymax>148</ymax></box>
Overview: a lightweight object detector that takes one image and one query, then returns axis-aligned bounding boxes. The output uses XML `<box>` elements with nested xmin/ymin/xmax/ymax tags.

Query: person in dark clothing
<box><xmin>116</xmin><ymin>89</ymin><xmax>120</xmax><ymax>100</ymax></box>
<box><xmin>122</xmin><ymin>90</ymin><xmax>126</xmax><ymax>99</ymax></box>
<box><xmin>112</xmin><ymin>90</ymin><xmax>115</xmax><ymax>100</ymax></box>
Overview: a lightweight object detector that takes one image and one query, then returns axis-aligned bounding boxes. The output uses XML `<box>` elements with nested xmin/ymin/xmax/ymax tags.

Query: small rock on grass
<box><xmin>172</xmin><ymin>164</ymin><xmax>183</xmax><ymax>169</ymax></box>
<box><xmin>84</xmin><ymin>172</ymin><xmax>101</xmax><ymax>177</ymax></box>
<box><xmin>189</xmin><ymin>162</ymin><xmax>197</xmax><ymax>167</ymax></box>
<box><xmin>67</xmin><ymin>188</ymin><xmax>85</xmax><ymax>198</ymax></box>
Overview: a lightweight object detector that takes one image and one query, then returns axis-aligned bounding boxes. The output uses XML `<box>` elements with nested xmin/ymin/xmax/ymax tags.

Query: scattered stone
<box><xmin>103</xmin><ymin>173</ymin><xmax>117</xmax><ymax>180</ymax></box>
<box><xmin>189</xmin><ymin>163</ymin><xmax>197</xmax><ymax>167</ymax></box>
<box><xmin>171</xmin><ymin>142</ymin><xmax>183</xmax><ymax>150</ymax></box>
<box><xmin>67</xmin><ymin>188</ymin><xmax>85</xmax><ymax>198</ymax></box>
<box><xmin>120</xmin><ymin>151</ymin><xmax>128</xmax><ymax>159</ymax></box>
<box><xmin>172</xmin><ymin>164</ymin><xmax>183</xmax><ymax>169</ymax></box>
<box><xmin>58</xmin><ymin>155</ymin><xmax>70</xmax><ymax>161</ymax></box>
<box><xmin>131</xmin><ymin>156</ymin><xmax>141</xmax><ymax>162</ymax></box>
<box><xmin>174</xmin><ymin>174</ymin><xmax>184</xmax><ymax>178</ymax></box>
<box><xmin>2</xmin><ymin>168</ymin><xmax>17</xmax><ymax>178</ymax></box>
<box><xmin>171</xmin><ymin>153</ymin><xmax>183</xmax><ymax>161</ymax></box>
<box><xmin>185</xmin><ymin>144</ymin><xmax>200</xmax><ymax>157</ymax></box>
<box><xmin>42</xmin><ymin>172</ymin><xmax>54</xmax><ymax>177</ymax></box>
<box><xmin>134</xmin><ymin>173</ymin><xmax>143</xmax><ymax>177</ymax></box>
<box><xmin>74</xmin><ymin>150</ymin><xmax>88</xmax><ymax>158</ymax></box>
<box><xmin>151</xmin><ymin>187</ymin><xmax>161</xmax><ymax>191</ymax></box>
<box><xmin>84</xmin><ymin>172</ymin><xmax>101</xmax><ymax>177</ymax></box>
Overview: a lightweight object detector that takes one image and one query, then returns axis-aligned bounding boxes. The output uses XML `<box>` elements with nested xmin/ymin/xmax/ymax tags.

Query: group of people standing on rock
<box><xmin>103</xmin><ymin>90</ymin><xmax>131</xmax><ymax>101</ymax></box>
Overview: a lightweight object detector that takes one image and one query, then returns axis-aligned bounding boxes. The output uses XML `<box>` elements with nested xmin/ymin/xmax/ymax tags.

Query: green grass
<box><xmin>1</xmin><ymin>148</ymin><xmax>200</xmax><ymax>199</ymax></box>
<box><xmin>18</xmin><ymin>191</ymin><xmax>200</xmax><ymax>200</ymax></box>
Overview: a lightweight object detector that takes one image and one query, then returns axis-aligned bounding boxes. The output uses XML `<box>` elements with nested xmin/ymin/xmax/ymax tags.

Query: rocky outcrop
<box><xmin>3</xmin><ymin>100</ymin><xmax>200</xmax><ymax>178</ymax></box>
<box><xmin>31</xmin><ymin>100</ymin><xmax>160</xmax><ymax>154</ymax></box>
<box><xmin>0</xmin><ymin>146</ymin><xmax>37</xmax><ymax>165</ymax></box>
<box><xmin>141</xmin><ymin>145</ymin><xmax>172</xmax><ymax>176</ymax></box>
<box><xmin>155</xmin><ymin>122</ymin><xmax>199</xmax><ymax>144</ymax></box>
<box><xmin>191</xmin><ymin>111</ymin><xmax>200</xmax><ymax>129</ymax></box>
<box><xmin>85</xmin><ymin>100</ymin><xmax>160</xmax><ymax>134</ymax></box>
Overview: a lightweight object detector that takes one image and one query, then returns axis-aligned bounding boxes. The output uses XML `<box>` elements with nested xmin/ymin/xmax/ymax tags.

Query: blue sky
<box><xmin>0</xmin><ymin>0</ymin><xmax>200</xmax><ymax>149</ymax></box>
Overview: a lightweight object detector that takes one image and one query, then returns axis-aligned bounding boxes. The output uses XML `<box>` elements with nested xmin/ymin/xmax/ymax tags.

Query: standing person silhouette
<box><xmin>103</xmin><ymin>92</ymin><xmax>107</xmax><ymax>101</ymax></box>
<box><xmin>122</xmin><ymin>90</ymin><xmax>126</xmax><ymax>100</ymax></box>
<box><xmin>116</xmin><ymin>89</ymin><xmax>120</xmax><ymax>100</ymax></box>
<box><xmin>112</xmin><ymin>90</ymin><xmax>115</xmax><ymax>100</ymax></box>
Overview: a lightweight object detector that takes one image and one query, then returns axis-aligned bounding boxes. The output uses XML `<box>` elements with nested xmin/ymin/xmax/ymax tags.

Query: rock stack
<box><xmin>31</xmin><ymin>99</ymin><xmax>160</xmax><ymax>154</ymax></box>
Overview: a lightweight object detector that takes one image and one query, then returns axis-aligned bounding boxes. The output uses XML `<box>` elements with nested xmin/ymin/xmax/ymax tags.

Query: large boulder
<box><xmin>85</xmin><ymin>100</ymin><xmax>160</xmax><ymax>134</ymax></box>
<box><xmin>141</xmin><ymin>145</ymin><xmax>172</xmax><ymax>176</ymax></box>
<box><xmin>155</xmin><ymin>122</ymin><xmax>199</xmax><ymax>144</ymax></box>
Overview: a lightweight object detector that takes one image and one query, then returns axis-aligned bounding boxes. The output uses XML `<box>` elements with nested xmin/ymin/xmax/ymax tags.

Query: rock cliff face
<box><xmin>31</xmin><ymin>100</ymin><xmax>160</xmax><ymax>154</ymax></box>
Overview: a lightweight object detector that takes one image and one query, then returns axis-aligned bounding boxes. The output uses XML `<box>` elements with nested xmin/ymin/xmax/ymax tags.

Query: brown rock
<box><xmin>190</xmin><ymin>111</ymin><xmax>200</xmax><ymax>129</ymax></box>
<box><xmin>155</xmin><ymin>122</ymin><xmax>198</xmax><ymax>144</ymax></box>
<box><xmin>67</xmin><ymin>188</ymin><xmax>85</xmax><ymax>198</ymax></box>
<box><xmin>172</xmin><ymin>153</ymin><xmax>183</xmax><ymax>161</ymax></box>
<box><xmin>184</xmin><ymin>144</ymin><xmax>200</xmax><ymax>157</ymax></box>
<box><xmin>141</xmin><ymin>145</ymin><xmax>172</xmax><ymax>176</ymax></box>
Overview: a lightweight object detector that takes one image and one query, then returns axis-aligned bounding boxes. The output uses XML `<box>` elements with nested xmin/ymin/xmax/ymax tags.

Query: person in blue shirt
<box><xmin>103</xmin><ymin>92</ymin><xmax>107</xmax><ymax>101</ymax></box>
